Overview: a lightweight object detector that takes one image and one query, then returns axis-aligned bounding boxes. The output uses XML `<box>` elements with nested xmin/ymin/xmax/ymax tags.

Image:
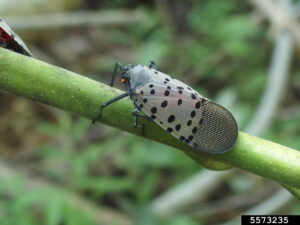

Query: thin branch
<box><xmin>0</xmin><ymin>48</ymin><xmax>300</xmax><ymax>193</ymax></box>
<box><xmin>3</xmin><ymin>10</ymin><xmax>146</xmax><ymax>31</ymax></box>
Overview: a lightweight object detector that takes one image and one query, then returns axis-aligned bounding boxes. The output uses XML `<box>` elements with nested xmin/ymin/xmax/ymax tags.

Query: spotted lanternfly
<box><xmin>93</xmin><ymin>61</ymin><xmax>238</xmax><ymax>154</ymax></box>
<box><xmin>0</xmin><ymin>17</ymin><xmax>32</xmax><ymax>56</ymax></box>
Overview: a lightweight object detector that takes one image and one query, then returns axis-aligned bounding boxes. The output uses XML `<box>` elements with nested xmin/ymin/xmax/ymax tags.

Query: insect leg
<box><xmin>132</xmin><ymin>107</ymin><xmax>148</xmax><ymax>136</ymax></box>
<box><xmin>132</xmin><ymin>108</ymin><xmax>141</xmax><ymax>128</ymax></box>
<box><xmin>148</xmin><ymin>60</ymin><xmax>157</xmax><ymax>70</ymax></box>
<box><xmin>132</xmin><ymin>108</ymin><xmax>151</xmax><ymax>127</ymax></box>
<box><xmin>92</xmin><ymin>92</ymin><xmax>128</xmax><ymax>123</ymax></box>
<box><xmin>110</xmin><ymin>62</ymin><xmax>123</xmax><ymax>87</ymax></box>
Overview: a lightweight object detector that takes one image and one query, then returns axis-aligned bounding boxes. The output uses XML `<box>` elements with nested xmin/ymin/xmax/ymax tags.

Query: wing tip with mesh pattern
<box><xmin>192</xmin><ymin>101</ymin><xmax>238</xmax><ymax>154</ymax></box>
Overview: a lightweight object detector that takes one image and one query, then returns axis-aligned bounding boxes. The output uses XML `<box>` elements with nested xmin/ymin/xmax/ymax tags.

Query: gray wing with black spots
<box><xmin>132</xmin><ymin>68</ymin><xmax>238</xmax><ymax>153</ymax></box>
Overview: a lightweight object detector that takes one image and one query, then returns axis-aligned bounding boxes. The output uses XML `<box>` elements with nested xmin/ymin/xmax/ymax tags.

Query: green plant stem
<box><xmin>1</xmin><ymin>48</ymin><xmax>300</xmax><ymax>196</ymax></box>
<box><xmin>282</xmin><ymin>183</ymin><xmax>300</xmax><ymax>198</ymax></box>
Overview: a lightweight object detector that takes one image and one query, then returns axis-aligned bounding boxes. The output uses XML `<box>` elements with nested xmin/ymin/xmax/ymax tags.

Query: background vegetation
<box><xmin>0</xmin><ymin>0</ymin><xmax>299</xmax><ymax>224</ymax></box>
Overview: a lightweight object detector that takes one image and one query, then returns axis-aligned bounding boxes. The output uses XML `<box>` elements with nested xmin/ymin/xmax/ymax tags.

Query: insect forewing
<box><xmin>134</xmin><ymin>68</ymin><xmax>238</xmax><ymax>153</ymax></box>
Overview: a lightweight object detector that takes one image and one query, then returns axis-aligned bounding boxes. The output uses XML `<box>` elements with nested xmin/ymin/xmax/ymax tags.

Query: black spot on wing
<box><xmin>167</xmin><ymin>128</ymin><xmax>173</xmax><ymax>133</ymax></box>
<box><xmin>192</xmin><ymin>127</ymin><xmax>198</xmax><ymax>134</ymax></box>
<box><xmin>175</xmin><ymin>124</ymin><xmax>181</xmax><ymax>131</ymax></box>
<box><xmin>161</xmin><ymin>100</ymin><xmax>168</xmax><ymax>108</ymax></box>
<box><xmin>151</xmin><ymin>107</ymin><xmax>157</xmax><ymax>114</ymax></box>
<box><xmin>191</xmin><ymin>111</ymin><xmax>196</xmax><ymax>118</ymax></box>
<box><xmin>199</xmin><ymin>118</ymin><xmax>204</xmax><ymax>125</ymax></box>
<box><xmin>191</xmin><ymin>94</ymin><xmax>196</xmax><ymax>99</ymax></box>
<box><xmin>187</xmin><ymin>120</ymin><xmax>192</xmax><ymax>126</ymax></box>
<box><xmin>168</xmin><ymin>115</ymin><xmax>175</xmax><ymax>123</ymax></box>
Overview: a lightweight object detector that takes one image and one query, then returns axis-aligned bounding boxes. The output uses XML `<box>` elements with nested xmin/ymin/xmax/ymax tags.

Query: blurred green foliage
<box><xmin>0</xmin><ymin>111</ymin><xmax>200</xmax><ymax>225</ymax></box>
<box><xmin>1</xmin><ymin>0</ymin><xmax>299</xmax><ymax>224</ymax></box>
